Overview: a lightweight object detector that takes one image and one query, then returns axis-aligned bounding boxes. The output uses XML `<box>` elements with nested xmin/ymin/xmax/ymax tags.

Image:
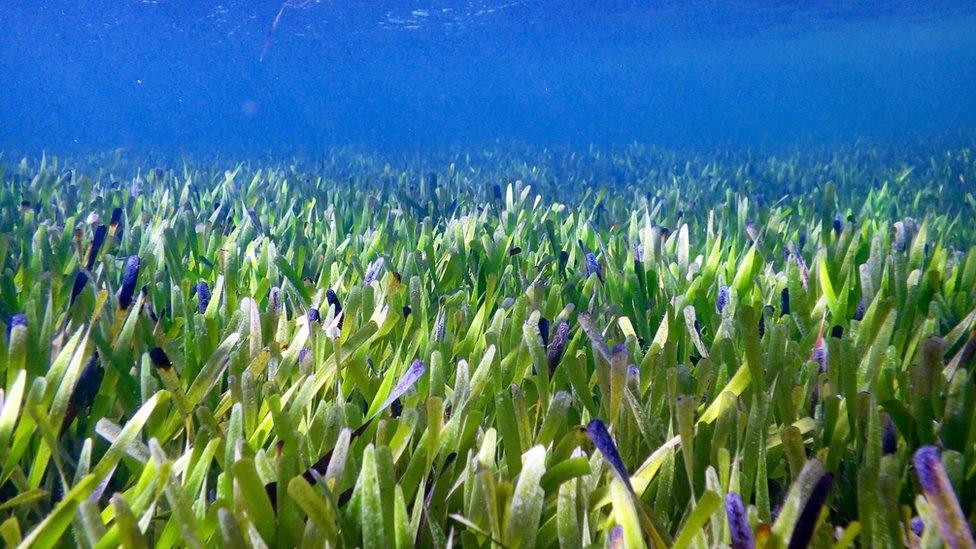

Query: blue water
<box><xmin>2</xmin><ymin>1</ymin><xmax>975</xmax><ymax>155</ymax></box>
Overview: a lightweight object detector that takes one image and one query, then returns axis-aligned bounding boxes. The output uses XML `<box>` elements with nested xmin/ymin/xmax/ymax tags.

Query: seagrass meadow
<box><xmin>2</xmin><ymin>144</ymin><xmax>976</xmax><ymax>548</ymax></box>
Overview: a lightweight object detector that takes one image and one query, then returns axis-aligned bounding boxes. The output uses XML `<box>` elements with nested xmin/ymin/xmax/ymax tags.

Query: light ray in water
<box><xmin>260</xmin><ymin>0</ymin><xmax>313</xmax><ymax>62</ymax></box>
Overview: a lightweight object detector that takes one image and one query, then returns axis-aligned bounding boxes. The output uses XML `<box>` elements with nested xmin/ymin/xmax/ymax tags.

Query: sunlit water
<box><xmin>2</xmin><ymin>1</ymin><xmax>975</xmax><ymax>155</ymax></box>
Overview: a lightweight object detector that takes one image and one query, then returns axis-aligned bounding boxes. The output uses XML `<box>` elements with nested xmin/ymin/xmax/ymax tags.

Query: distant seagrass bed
<box><xmin>1</xmin><ymin>143</ymin><xmax>976</xmax><ymax>547</ymax></box>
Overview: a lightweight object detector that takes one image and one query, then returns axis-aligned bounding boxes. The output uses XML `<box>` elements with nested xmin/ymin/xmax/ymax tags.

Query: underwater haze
<box><xmin>2</xmin><ymin>0</ymin><xmax>976</xmax><ymax>154</ymax></box>
<box><xmin>9</xmin><ymin>2</ymin><xmax>976</xmax><ymax>548</ymax></box>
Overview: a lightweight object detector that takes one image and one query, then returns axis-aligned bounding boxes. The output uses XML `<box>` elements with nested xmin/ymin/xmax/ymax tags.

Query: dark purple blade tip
<box><xmin>85</xmin><ymin>225</ymin><xmax>108</xmax><ymax>270</ymax></box>
<box><xmin>118</xmin><ymin>256</ymin><xmax>141</xmax><ymax>309</ymax></box>
<box><xmin>380</xmin><ymin>359</ymin><xmax>426</xmax><ymax>414</ymax></box>
<box><xmin>586</xmin><ymin>419</ymin><xmax>629</xmax><ymax>487</ymax></box>
<box><xmin>326</xmin><ymin>288</ymin><xmax>343</xmax><ymax>328</ymax></box>
<box><xmin>269</xmin><ymin>286</ymin><xmax>282</xmax><ymax>311</ymax></box>
<box><xmin>913</xmin><ymin>446</ymin><xmax>942</xmax><ymax>495</ymax></box>
<box><xmin>6</xmin><ymin>314</ymin><xmax>27</xmax><ymax>341</ymax></box>
<box><xmin>726</xmin><ymin>492</ymin><xmax>755</xmax><ymax>549</ymax></box>
<box><xmin>364</xmin><ymin>257</ymin><xmax>385</xmax><ymax>286</ymax></box>
<box><xmin>70</xmin><ymin>271</ymin><xmax>89</xmax><ymax>305</ymax></box>
<box><xmin>717</xmin><ymin>285</ymin><xmax>730</xmax><ymax>314</ymax></box>
<box><xmin>787</xmin><ymin>472</ymin><xmax>834</xmax><ymax>549</ymax></box>
<box><xmin>149</xmin><ymin>347</ymin><xmax>172</xmax><ymax>369</ymax></box>
<box><xmin>195</xmin><ymin>281</ymin><xmax>211</xmax><ymax>314</ymax></box>
<box><xmin>69</xmin><ymin>352</ymin><xmax>103</xmax><ymax>409</ymax></box>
